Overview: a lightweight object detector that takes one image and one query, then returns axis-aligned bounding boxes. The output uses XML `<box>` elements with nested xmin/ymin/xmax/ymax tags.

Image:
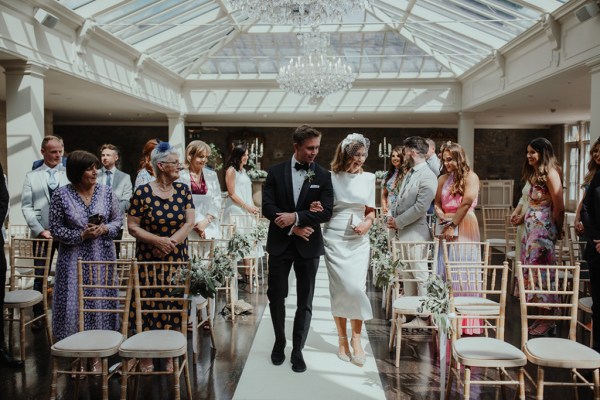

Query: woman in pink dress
<box><xmin>434</xmin><ymin>142</ymin><xmax>481</xmax><ymax>335</ymax></box>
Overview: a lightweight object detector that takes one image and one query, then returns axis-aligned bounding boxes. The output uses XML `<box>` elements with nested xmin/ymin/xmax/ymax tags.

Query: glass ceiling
<box><xmin>59</xmin><ymin>0</ymin><xmax>567</xmax><ymax>79</ymax></box>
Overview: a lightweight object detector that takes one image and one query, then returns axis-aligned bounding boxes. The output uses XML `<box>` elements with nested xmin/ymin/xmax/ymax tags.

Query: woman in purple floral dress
<box><xmin>520</xmin><ymin>138</ymin><xmax>564</xmax><ymax>336</ymax></box>
<box><xmin>49</xmin><ymin>151</ymin><xmax>123</xmax><ymax>350</ymax></box>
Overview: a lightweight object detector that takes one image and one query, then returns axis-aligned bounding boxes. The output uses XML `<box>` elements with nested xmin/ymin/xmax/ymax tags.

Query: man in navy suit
<box><xmin>262</xmin><ymin>125</ymin><xmax>334</xmax><ymax>373</ymax></box>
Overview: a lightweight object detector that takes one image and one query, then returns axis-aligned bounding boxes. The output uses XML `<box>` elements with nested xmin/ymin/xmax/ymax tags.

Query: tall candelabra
<box><xmin>249</xmin><ymin>138</ymin><xmax>264</xmax><ymax>170</ymax></box>
<box><xmin>378</xmin><ymin>136</ymin><xmax>392</xmax><ymax>171</ymax></box>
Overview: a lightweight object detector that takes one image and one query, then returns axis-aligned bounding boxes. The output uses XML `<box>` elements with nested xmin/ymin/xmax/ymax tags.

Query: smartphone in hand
<box><xmin>88</xmin><ymin>213</ymin><xmax>104</xmax><ymax>225</ymax></box>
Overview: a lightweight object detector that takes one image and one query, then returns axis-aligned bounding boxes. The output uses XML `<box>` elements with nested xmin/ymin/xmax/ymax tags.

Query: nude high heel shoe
<box><xmin>351</xmin><ymin>336</ymin><xmax>366</xmax><ymax>367</ymax></box>
<box><xmin>337</xmin><ymin>336</ymin><xmax>351</xmax><ymax>362</ymax></box>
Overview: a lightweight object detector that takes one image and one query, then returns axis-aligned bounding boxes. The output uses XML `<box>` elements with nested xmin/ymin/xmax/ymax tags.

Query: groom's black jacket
<box><xmin>262</xmin><ymin>160</ymin><xmax>334</xmax><ymax>258</ymax></box>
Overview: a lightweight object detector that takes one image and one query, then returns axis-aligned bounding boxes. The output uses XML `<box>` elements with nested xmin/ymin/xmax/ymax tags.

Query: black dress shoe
<box><xmin>0</xmin><ymin>348</ymin><xmax>24</xmax><ymax>368</ymax></box>
<box><xmin>290</xmin><ymin>349</ymin><xmax>306</xmax><ymax>373</ymax></box>
<box><xmin>31</xmin><ymin>320</ymin><xmax>43</xmax><ymax>332</ymax></box>
<box><xmin>271</xmin><ymin>341</ymin><xmax>285</xmax><ymax>366</ymax></box>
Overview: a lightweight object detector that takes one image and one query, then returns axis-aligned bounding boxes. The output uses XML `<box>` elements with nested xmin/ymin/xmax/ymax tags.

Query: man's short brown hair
<box><xmin>293</xmin><ymin>124</ymin><xmax>321</xmax><ymax>145</ymax></box>
<box><xmin>100</xmin><ymin>143</ymin><xmax>119</xmax><ymax>155</ymax></box>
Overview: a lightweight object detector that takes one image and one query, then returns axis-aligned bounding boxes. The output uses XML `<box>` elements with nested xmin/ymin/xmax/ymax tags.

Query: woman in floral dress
<box><xmin>520</xmin><ymin>137</ymin><xmax>564</xmax><ymax>336</ymax></box>
<box><xmin>50</xmin><ymin>150</ymin><xmax>123</xmax><ymax>371</ymax></box>
<box><xmin>381</xmin><ymin>145</ymin><xmax>406</xmax><ymax>217</ymax></box>
<box><xmin>128</xmin><ymin>141</ymin><xmax>194</xmax><ymax>372</ymax></box>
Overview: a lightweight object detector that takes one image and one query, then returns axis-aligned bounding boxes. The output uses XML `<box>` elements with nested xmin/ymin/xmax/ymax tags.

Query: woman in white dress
<box><xmin>223</xmin><ymin>144</ymin><xmax>260</xmax><ymax>221</ymax></box>
<box><xmin>179</xmin><ymin>140</ymin><xmax>222</xmax><ymax>240</ymax></box>
<box><xmin>313</xmin><ymin>133</ymin><xmax>376</xmax><ymax>366</ymax></box>
<box><xmin>223</xmin><ymin>145</ymin><xmax>264</xmax><ymax>276</ymax></box>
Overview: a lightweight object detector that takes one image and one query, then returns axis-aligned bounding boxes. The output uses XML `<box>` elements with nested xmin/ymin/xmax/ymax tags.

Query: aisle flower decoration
<box><xmin>176</xmin><ymin>259</ymin><xmax>218</xmax><ymax>299</ymax></box>
<box><xmin>370</xmin><ymin>219</ymin><xmax>398</xmax><ymax>288</ymax></box>
<box><xmin>417</xmin><ymin>273</ymin><xmax>454</xmax><ymax>337</ymax></box>
<box><xmin>228</xmin><ymin>231</ymin><xmax>254</xmax><ymax>260</ymax></box>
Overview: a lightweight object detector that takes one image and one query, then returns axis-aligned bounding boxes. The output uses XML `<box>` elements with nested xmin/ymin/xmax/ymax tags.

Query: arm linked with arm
<box><xmin>296</xmin><ymin>172</ymin><xmax>333</xmax><ymax>226</ymax></box>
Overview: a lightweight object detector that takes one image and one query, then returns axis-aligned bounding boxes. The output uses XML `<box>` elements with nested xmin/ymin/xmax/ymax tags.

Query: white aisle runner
<box><xmin>233</xmin><ymin>258</ymin><xmax>386</xmax><ymax>400</ymax></box>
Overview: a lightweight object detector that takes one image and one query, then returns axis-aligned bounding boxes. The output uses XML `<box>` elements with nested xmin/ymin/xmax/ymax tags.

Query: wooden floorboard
<box><xmin>1</xmin><ymin>265</ymin><xmax>595</xmax><ymax>399</ymax></box>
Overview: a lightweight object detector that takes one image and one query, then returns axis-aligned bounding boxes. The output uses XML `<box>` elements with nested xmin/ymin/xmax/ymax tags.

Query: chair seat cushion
<box><xmin>525</xmin><ymin>338</ymin><xmax>600</xmax><ymax>369</ymax></box>
<box><xmin>392</xmin><ymin>296</ymin><xmax>429</xmax><ymax>314</ymax></box>
<box><xmin>454</xmin><ymin>297</ymin><xmax>499</xmax><ymax>315</ymax></box>
<box><xmin>579</xmin><ymin>297</ymin><xmax>593</xmax><ymax>313</ymax></box>
<box><xmin>453</xmin><ymin>337</ymin><xmax>526</xmax><ymax>367</ymax></box>
<box><xmin>51</xmin><ymin>330</ymin><xmax>123</xmax><ymax>358</ymax></box>
<box><xmin>119</xmin><ymin>330</ymin><xmax>187</xmax><ymax>358</ymax></box>
<box><xmin>4</xmin><ymin>290</ymin><xmax>42</xmax><ymax>307</ymax></box>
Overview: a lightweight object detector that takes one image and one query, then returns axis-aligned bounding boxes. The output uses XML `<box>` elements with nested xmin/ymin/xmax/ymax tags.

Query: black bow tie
<box><xmin>294</xmin><ymin>162</ymin><xmax>310</xmax><ymax>171</ymax></box>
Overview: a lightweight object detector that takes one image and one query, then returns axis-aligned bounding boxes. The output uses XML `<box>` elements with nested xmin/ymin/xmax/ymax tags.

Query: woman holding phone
<box><xmin>49</xmin><ymin>150</ymin><xmax>123</xmax><ymax>372</ymax></box>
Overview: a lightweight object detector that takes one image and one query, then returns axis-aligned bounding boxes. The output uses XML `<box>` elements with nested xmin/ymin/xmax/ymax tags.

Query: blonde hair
<box><xmin>185</xmin><ymin>140</ymin><xmax>211</xmax><ymax>168</ymax></box>
<box><xmin>330</xmin><ymin>140</ymin><xmax>365</xmax><ymax>173</ymax></box>
<box><xmin>443</xmin><ymin>142</ymin><xmax>471</xmax><ymax>196</ymax></box>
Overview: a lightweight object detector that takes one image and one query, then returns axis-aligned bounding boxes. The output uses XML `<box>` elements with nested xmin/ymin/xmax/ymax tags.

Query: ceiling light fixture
<box><xmin>229</xmin><ymin>0</ymin><xmax>370</xmax><ymax>26</ymax></box>
<box><xmin>276</xmin><ymin>29</ymin><xmax>355</xmax><ymax>99</ymax></box>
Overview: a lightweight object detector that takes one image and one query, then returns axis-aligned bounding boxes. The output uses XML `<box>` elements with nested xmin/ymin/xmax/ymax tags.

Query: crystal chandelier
<box><xmin>229</xmin><ymin>0</ymin><xmax>370</xmax><ymax>26</ymax></box>
<box><xmin>276</xmin><ymin>30</ymin><xmax>355</xmax><ymax>99</ymax></box>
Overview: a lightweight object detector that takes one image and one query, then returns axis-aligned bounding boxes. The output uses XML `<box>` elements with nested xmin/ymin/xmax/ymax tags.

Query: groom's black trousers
<box><xmin>267</xmin><ymin>244</ymin><xmax>319</xmax><ymax>351</ymax></box>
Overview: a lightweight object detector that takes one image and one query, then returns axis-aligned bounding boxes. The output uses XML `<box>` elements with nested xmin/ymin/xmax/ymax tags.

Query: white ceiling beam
<box><xmin>134</xmin><ymin>7</ymin><xmax>223</xmax><ymax>52</ymax></box>
<box><xmin>71</xmin><ymin>0</ymin><xmax>132</xmax><ymax>19</ymax></box>
<box><xmin>369</xmin><ymin>5</ymin><xmax>458</xmax><ymax>75</ymax></box>
<box><xmin>180</xmin><ymin>28</ymin><xmax>245</xmax><ymax>78</ymax></box>
<box><xmin>510</xmin><ymin>0</ymin><xmax>564</xmax><ymax>14</ymax></box>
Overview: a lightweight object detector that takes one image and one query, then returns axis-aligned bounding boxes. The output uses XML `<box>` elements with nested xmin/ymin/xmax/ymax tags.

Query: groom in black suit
<box><xmin>262</xmin><ymin>125</ymin><xmax>334</xmax><ymax>373</ymax></box>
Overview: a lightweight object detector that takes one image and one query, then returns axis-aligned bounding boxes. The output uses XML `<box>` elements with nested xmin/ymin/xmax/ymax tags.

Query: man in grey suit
<box><xmin>98</xmin><ymin>144</ymin><xmax>132</xmax><ymax>254</ymax></box>
<box><xmin>21</xmin><ymin>135</ymin><xmax>70</xmax><ymax>326</ymax></box>
<box><xmin>387</xmin><ymin>136</ymin><xmax>437</xmax><ymax>304</ymax></box>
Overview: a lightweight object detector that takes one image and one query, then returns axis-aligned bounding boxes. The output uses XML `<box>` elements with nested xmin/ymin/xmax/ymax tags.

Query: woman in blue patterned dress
<box><xmin>381</xmin><ymin>145</ymin><xmax>406</xmax><ymax>217</ymax></box>
<box><xmin>127</xmin><ymin>141</ymin><xmax>194</xmax><ymax>372</ymax></box>
<box><xmin>50</xmin><ymin>150</ymin><xmax>123</xmax><ymax>371</ymax></box>
<box><xmin>520</xmin><ymin>137</ymin><xmax>564</xmax><ymax>336</ymax></box>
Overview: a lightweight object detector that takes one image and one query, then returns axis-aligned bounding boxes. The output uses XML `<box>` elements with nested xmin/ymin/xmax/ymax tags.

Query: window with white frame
<box><xmin>564</xmin><ymin>121</ymin><xmax>590</xmax><ymax>212</ymax></box>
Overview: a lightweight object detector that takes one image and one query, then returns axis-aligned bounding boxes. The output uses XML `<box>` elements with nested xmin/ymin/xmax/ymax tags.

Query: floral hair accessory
<box><xmin>157</xmin><ymin>141</ymin><xmax>171</xmax><ymax>152</ymax></box>
<box><xmin>341</xmin><ymin>133</ymin><xmax>370</xmax><ymax>158</ymax></box>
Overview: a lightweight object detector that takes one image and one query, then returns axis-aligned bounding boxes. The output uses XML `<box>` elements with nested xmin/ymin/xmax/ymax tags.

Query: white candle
<box><xmin>250</xmin><ymin>143</ymin><xmax>255</xmax><ymax>154</ymax></box>
<box><xmin>255</xmin><ymin>138</ymin><xmax>258</xmax><ymax>153</ymax></box>
<box><xmin>378</xmin><ymin>143</ymin><xmax>382</xmax><ymax>154</ymax></box>
<box><xmin>388</xmin><ymin>143</ymin><xmax>391</xmax><ymax>153</ymax></box>
<box><xmin>383</xmin><ymin>136</ymin><xmax>387</xmax><ymax>149</ymax></box>
<box><xmin>260</xmin><ymin>143</ymin><xmax>263</xmax><ymax>154</ymax></box>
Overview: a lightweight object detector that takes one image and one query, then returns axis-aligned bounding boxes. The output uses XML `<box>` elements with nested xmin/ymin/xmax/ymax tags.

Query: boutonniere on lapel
<box><xmin>304</xmin><ymin>169</ymin><xmax>315</xmax><ymax>183</ymax></box>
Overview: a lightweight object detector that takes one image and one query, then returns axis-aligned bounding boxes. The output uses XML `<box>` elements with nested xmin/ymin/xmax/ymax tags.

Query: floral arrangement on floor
<box><xmin>417</xmin><ymin>273</ymin><xmax>454</xmax><ymax>337</ymax></box>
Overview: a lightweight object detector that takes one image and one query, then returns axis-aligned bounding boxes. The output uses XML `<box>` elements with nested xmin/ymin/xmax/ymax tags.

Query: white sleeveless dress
<box><xmin>223</xmin><ymin>167</ymin><xmax>264</xmax><ymax>257</ymax></box>
<box><xmin>323</xmin><ymin>171</ymin><xmax>376</xmax><ymax>320</ymax></box>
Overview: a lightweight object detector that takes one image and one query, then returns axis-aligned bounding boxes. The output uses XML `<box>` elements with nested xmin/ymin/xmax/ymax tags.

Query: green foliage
<box><xmin>417</xmin><ymin>273</ymin><xmax>454</xmax><ymax>337</ymax></box>
<box><xmin>207</xmin><ymin>143</ymin><xmax>223</xmax><ymax>171</ymax></box>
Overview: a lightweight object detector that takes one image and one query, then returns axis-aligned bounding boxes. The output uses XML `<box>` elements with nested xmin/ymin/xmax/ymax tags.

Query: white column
<box><xmin>3</xmin><ymin>61</ymin><xmax>48</xmax><ymax>224</ymax></box>
<box><xmin>458</xmin><ymin>112</ymin><xmax>475</xmax><ymax>166</ymax></box>
<box><xmin>167</xmin><ymin>113</ymin><xmax>186</xmax><ymax>160</ymax></box>
<box><xmin>589</xmin><ymin>58</ymin><xmax>600</xmax><ymax>144</ymax></box>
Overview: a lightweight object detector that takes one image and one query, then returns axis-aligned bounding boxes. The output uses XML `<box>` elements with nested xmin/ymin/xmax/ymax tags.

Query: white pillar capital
<box><xmin>2</xmin><ymin>60</ymin><xmax>48</xmax><ymax>78</ymax></box>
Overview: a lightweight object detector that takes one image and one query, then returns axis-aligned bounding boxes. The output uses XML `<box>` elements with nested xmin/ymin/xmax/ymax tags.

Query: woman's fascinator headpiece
<box><xmin>156</xmin><ymin>141</ymin><xmax>170</xmax><ymax>152</ymax></box>
<box><xmin>341</xmin><ymin>133</ymin><xmax>370</xmax><ymax>158</ymax></box>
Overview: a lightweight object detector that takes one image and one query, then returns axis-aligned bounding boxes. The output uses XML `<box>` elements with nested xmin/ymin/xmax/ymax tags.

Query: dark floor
<box><xmin>1</xmin><ymin>268</ymin><xmax>596</xmax><ymax>400</ymax></box>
